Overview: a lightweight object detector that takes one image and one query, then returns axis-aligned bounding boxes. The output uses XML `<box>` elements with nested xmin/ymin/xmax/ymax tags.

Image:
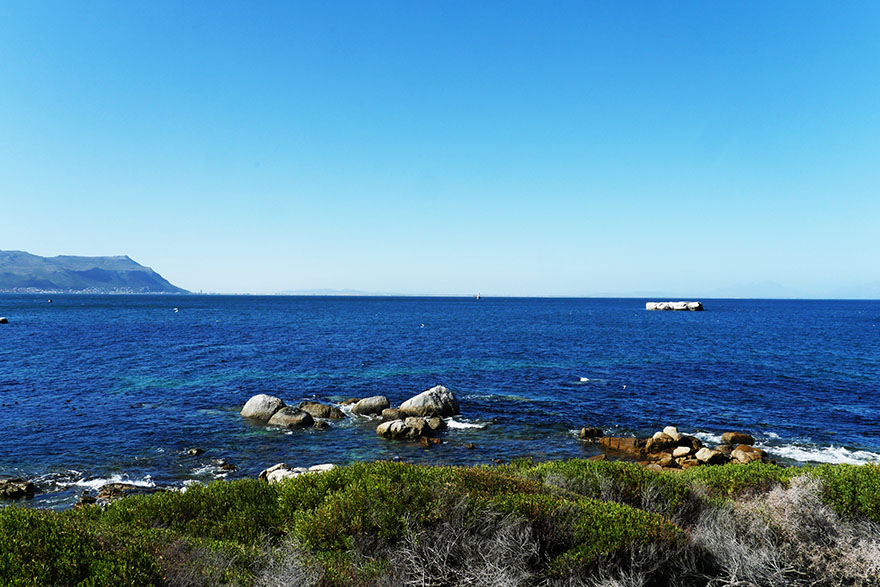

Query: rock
<box><xmin>722</xmin><ymin>432</ymin><xmax>755</xmax><ymax>446</ymax></box>
<box><xmin>599</xmin><ymin>436</ymin><xmax>648</xmax><ymax>458</ymax></box>
<box><xmin>677</xmin><ymin>435</ymin><xmax>704</xmax><ymax>451</ymax></box>
<box><xmin>695</xmin><ymin>447</ymin><xmax>728</xmax><ymax>465</ymax></box>
<box><xmin>381</xmin><ymin>408</ymin><xmax>405</xmax><ymax>421</ymax></box>
<box><xmin>399</xmin><ymin>385</ymin><xmax>460</xmax><ymax>417</ymax></box>
<box><xmin>427</xmin><ymin>417</ymin><xmax>446</xmax><ymax>431</ymax></box>
<box><xmin>298</xmin><ymin>401</ymin><xmax>346</xmax><ymax>420</ymax></box>
<box><xmin>663</xmin><ymin>426</ymin><xmax>683</xmax><ymax>441</ymax></box>
<box><xmin>0</xmin><ymin>478</ymin><xmax>35</xmax><ymax>499</ymax></box>
<box><xmin>259</xmin><ymin>463</ymin><xmax>300</xmax><ymax>483</ymax></box>
<box><xmin>308</xmin><ymin>463</ymin><xmax>336</xmax><ymax>473</ymax></box>
<box><xmin>646</xmin><ymin>301</ymin><xmax>703</xmax><ymax>311</ymax></box>
<box><xmin>420</xmin><ymin>437</ymin><xmax>442</xmax><ymax>448</ymax></box>
<box><xmin>465</xmin><ymin>442</ymin><xmax>476</xmax><ymax>449</ymax></box>
<box><xmin>679</xmin><ymin>458</ymin><xmax>701</xmax><ymax>469</ymax></box>
<box><xmin>267</xmin><ymin>407</ymin><xmax>314</xmax><ymax>429</ymax></box>
<box><xmin>376</xmin><ymin>418</ymin><xmax>431</xmax><ymax>440</ymax></box>
<box><xmin>351</xmin><ymin>395</ymin><xmax>390</xmax><ymax>416</ymax></box>
<box><xmin>715</xmin><ymin>444</ymin><xmax>734</xmax><ymax>457</ymax></box>
<box><xmin>587</xmin><ymin>454</ymin><xmax>607</xmax><ymax>462</ymax></box>
<box><xmin>313</xmin><ymin>420</ymin><xmax>330</xmax><ymax>430</ymax></box>
<box><xmin>646</xmin><ymin>432</ymin><xmax>676</xmax><ymax>453</ymax></box>
<box><xmin>672</xmin><ymin>446</ymin><xmax>692</xmax><ymax>458</ymax></box>
<box><xmin>579</xmin><ymin>427</ymin><xmax>604</xmax><ymax>439</ymax></box>
<box><xmin>75</xmin><ymin>492</ymin><xmax>97</xmax><ymax>509</ymax></box>
<box><xmin>184</xmin><ymin>447</ymin><xmax>204</xmax><ymax>456</ymax></box>
<box><xmin>338</xmin><ymin>398</ymin><xmax>360</xmax><ymax>406</ymax></box>
<box><xmin>241</xmin><ymin>394</ymin><xmax>286</xmax><ymax>421</ymax></box>
<box><xmin>0</xmin><ymin>317</ymin><xmax>8</xmax><ymax>324</ymax></box>
<box><xmin>219</xmin><ymin>463</ymin><xmax>237</xmax><ymax>472</ymax></box>
<box><xmin>97</xmin><ymin>483</ymin><xmax>142</xmax><ymax>501</ymax></box>
<box><xmin>731</xmin><ymin>444</ymin><xmax>766</xmax><ymax>464</ymax></box>
<box><xmin>658</xmin><ymin>454</ymin><xmax>678</xmax><ymax>468</ymax></box>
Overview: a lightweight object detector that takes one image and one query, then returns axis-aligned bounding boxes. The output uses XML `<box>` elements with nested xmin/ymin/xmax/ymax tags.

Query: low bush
<box><xmin>803</xmin><ymin>463</ymin><xmax>880</xmax><ymax>523</ymax></box>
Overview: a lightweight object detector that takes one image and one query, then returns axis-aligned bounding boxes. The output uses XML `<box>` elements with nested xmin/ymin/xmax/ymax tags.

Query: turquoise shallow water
<box><xmin>1</xmin><ymin>295</ymin><xmax>879</xmax><ymax>508</ymax></box>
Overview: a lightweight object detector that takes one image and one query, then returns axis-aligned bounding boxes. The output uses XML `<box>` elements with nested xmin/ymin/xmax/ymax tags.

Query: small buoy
<box><xmin>420</xmin><ymin>323</ymin><xmax>425</xmax><ymax>328</ymax></box>
<box><xmin>173</xmin><ymin>308</ymin><xmax>179</xmax><ymax>313</ymax></box>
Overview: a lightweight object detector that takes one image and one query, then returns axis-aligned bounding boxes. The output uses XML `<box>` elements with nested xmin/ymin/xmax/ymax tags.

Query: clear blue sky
<box><xmin>2</xmin><ymin>1</ymin><xmax>878</xmax><ymax>296</ymax></box>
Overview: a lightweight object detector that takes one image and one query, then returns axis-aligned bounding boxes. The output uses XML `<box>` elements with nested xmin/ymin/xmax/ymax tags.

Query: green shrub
<box><xmin>803</xmin><ymin>463</ymin><xmax>880</xmax><ymax>523</ymax></box>
<box><xmin>681</xmin><ymin>462</ymin><xmax>792</xmax><ymax>498</ymax></box>
<box><xmin>0</xmin><ymin>506</ymin><xmax>162</xmax><ymax>587</ymax></box>
<box><xmin>100</xmin><ymin>479</ymin><xmax>280</xmax><ymax>545</ymax></box>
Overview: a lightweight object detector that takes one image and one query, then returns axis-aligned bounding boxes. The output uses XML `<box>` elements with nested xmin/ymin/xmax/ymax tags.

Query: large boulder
<box><xmin>722</xmin><ymin>431</ymin><xmax>755</xmax><ymax>446</ymax></box>
<box><xmin>351</xmin><ymin>395</ymin><xmax>390</xmax><ymax>416</ymax></box>
<box><xmin>695</xmin><ymin>447</ymin><xmax>727</xmax><ymax>465</ymax></box>
<box><xmin>663</xmin><ymin>426</ymin><xmax>683</xmax><ymax>441</ymax></box>
<box><xmin>298</xmin><ymin>401</ymin><xmax>345</xmax><ymax>420</ymax></box>
<box><xmin>267</xmin><ymin>407</ymin><xmax>314</xmax><ymax>429</ymax></box>
<box><xmin>731</xmin><ymin>444</ymin><xmax>766</xmax><ymax>464</ymax></box>
<box><xmin>376</xmin><ymin>418</ymin><xmax>432</xmax><ymax>440</ymax></box>
<box><xmin>646</xmin><ymin>432</ymin><xmax>676</xmax><ymax>453</ymax></box>
<box><xmin>259</xmin><ymin>463</ymin><xmax>337</xmax><ymax>483</ymax></box>
<box><xmin>399</xmin><ymin>385</ymin><xmax>460</xmax><ymax>417</ymax></box>
<box><xmin>241</xmin><ymin>394</ymin><xmax>285</xmax><ymax>421</ymax></box>
<box><xmin>599</xmin><ymin>436</ymin><xmax>648</xmax><ymax>458</ymax></box>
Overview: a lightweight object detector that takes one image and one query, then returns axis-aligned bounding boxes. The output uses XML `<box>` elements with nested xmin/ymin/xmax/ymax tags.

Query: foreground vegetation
<box><xmin>2</xmin><ymin>459</ymin><xmax>880</xmax><ymax>586</ymax></box>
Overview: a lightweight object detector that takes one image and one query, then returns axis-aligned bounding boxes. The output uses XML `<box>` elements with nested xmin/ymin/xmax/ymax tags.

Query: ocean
<box><xmin>1</xmin><ymin>295</ymin><xmax>878</xmax><ymax>509</ymax></box>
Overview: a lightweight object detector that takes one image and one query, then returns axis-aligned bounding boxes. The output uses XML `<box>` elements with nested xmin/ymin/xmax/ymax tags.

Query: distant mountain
<box><xmin>0</xmin><ymin>250</ymin><xmax>187</xmax><ymax>293</ymax></box>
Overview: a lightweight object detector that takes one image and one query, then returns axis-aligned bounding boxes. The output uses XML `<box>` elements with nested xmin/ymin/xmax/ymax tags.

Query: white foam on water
<box><xmin>765</xmin><ymin>432</ymin><xmax>781</xmax><ymax>439</ymax></box>
<box><xmin>761</xmin><ymin>443</ymin><xmax>880</xmax><ymax>465</ymax></box>
<box><xmin>693</xmin><ymin>431</ymin><xmax>724</xmax><ymax>444</ymax></box>
<box><xmin>57</xmin><ymin>474</ymin><xmax>155</xmax><ymax>491</ymax></box>
<box><xmin>445</xmin><ymin>418</ymin><xmax>486</xmax><ymax>429</ymax></box>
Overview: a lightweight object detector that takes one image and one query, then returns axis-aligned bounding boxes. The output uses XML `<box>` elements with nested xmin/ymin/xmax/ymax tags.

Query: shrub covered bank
<box><xmin>2</xmin><ymin>460</ymin><xmax>880</xmax><ymax>586</ymax></box>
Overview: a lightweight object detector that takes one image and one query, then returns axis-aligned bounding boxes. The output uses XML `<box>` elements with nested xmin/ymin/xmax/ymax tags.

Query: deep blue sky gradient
<box><xmin>2</xmin><ymin>2</ymin><xmax>878</xmax><ymax>295</ymax></box>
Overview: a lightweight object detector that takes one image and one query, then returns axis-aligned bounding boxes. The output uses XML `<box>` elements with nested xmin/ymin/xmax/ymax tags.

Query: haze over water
<box><xmin>1</xmin><ymin>294</ymin><xmax>878</xmax><ymax>509</ymax></box>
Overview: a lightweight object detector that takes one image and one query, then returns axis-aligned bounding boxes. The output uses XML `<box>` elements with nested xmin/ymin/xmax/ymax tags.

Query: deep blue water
<box><xmin>1</xmin><ymin>295</ymin><xmax>879</xmax><ymax>508</ymax></box>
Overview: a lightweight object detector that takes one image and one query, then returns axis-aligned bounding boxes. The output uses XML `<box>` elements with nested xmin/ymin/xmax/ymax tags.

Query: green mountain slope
<box><xmin>0</xmin><ymin>250</ymin><xmax>187</xmax><ymax>293</ymax></box>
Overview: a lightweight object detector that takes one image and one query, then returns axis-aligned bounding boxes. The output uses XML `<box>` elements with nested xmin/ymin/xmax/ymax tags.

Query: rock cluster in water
<box><xmin>0</xmin><ymin>478</ymin><xmax>35</xmax><ymax>499</ymax></box>
<box><xmin>580</xmin><ymin>426</ymin><xmax>769</xmax><ymax>470</ymax></box>
<box><xmin>240</xmin><ymin>394</ymin><xmax>345</xmax><ymax>430</ymax></box>
<box><xmin>372</xmin><ymin>385</ymin><xmax>458</xmax><ymax>442</ymax></box>
<box><xmin>646</xmin><ymin>301</ymin><xmax>704</xmax><ymax>311</ymax></box>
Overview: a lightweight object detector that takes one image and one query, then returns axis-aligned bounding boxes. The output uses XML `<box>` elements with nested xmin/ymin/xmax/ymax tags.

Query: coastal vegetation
<box><xmin>3</xmin><ymin>459</ymin><xmax>880</xmax><ymax>586</ymax></box>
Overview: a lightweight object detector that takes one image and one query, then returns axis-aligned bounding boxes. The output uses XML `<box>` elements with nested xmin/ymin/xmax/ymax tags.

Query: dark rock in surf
<box><xmin>0</xmin><ymin>478</ymin><xmax>35</xmax><ymax>499</ymax></box>
<box><xmin>267</xmin><ymin>407</ymin><xmax>314</xmax><ymax>429</ymax></box>
<box><xmin>579</xmin><ymin>427</ymin><xmax>604</xmax><ymax>439</ymax></box>
<box><xmin>298</xmin><ymin>401</ymin><xmax>345</xmax><ymax>420</ymax></box>
<box><xmin>0</xmin><ymin>317</ymin><xmax>8</xmax><ymax>324</ymax></box>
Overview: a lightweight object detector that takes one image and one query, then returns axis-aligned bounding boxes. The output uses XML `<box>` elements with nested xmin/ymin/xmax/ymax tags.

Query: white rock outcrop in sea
<box><xmin>240</xmin><ymin>394</ymin><xmax>285</xmax><ymax>421</ymax></box>
<box><xmin>351</xmin><ymin>395</ymin><xmax>390</xmax><ymax>416</ymax></box>
<box><xmin>646</xmin><ymin>301</ymin><xmax>703</xmax><ymax>311</ymax></box>
<box><xmin>259</xmin><ymin>463</ymin><xmax>337</xmax><ymax>484</ymax></box>
<box><xmin>399</xmin><ymin>385</ymin><xmax>460</xmax><ymax>417</ymax></box>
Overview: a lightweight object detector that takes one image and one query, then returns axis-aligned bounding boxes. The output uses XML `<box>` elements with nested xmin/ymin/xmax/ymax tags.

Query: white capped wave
<box><xmin>445</xmin><ymin>418</ymin><xmax>486</xmax><ymax>429</ymax></box>
<box><xmin>761</xmin><ymin>443</ymin><xmax>880</xmax><ymax>465</ymax></box>
<box><xmin>57</xmin><ymin>474</ymin><xmax>155</xmax><ymax>491</ymax></box>
<box><xmin>765</xmin><ymin>432</ymin><xmax>781</xmax><ymax>439</ymax></box>
<box><xmin>693</xmin><ymin>431</ymin><xmax>724</xmax><ymax>444</ymax></box>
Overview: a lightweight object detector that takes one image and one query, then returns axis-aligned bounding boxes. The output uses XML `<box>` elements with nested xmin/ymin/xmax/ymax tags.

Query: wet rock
<box><xmin>97</xmin><ymin>483</ymin><xmax>142</xmax><ymax>500</ymax></box>
<box><xmin>351</xmin><ymin>395</ymin><xmax>390</xmax><ymax>416</ymax></box>
<box><xmin>465</xmin><ymin>442</ymin><xmax>476</xmax><ymax>450</ymax></box>
<box><xmin>381</xmin><ymin>408</ymin><xmax>405</xmax><ymax>421</ymax></box>
<box><xmin>427</xmin><ymin>417</ymin><xmax>446</xmax><ymax>432</ymax></box>
<box><xmin>298</xmin><ymin>401</ymin><xmax>346</xmax><ymax>420</ymax></box>
<box><xmin>313</xmin><ymin>420</ymin><xmax>330</xmax><ymax>430</ymax></box>
<box><xmin>420</xmin><ymin>437</ymin><xmax>442</xmax><ymax>448</ymax></box>
<box><xmin>241</xmin><ymin>394</ymin><xmax>285</xmax><ymax>421</ymax></box>
<box><xmin>399</xmin><ymin>385</ymin><xmax>460</xmax><ymax>417</ymax></box>
<box><xmin>184</xmin><ymin>447</ymin><xmax>204</xmax><ymax>456</ymax></box>
<box><xmin>646</xmin><ymin>432</ymin><xmax>676</xmax><ymax>453</ymax></box>
<box><xmin>0</xmin><ymin>478</ymin><xmax>35</xmax><ymax>499</ymax></box>
<box><xmin>599</xmin><ymin>436</ymin><xmax>648</xmax><ymax>458</ymax></box>
<box><xmin>0</xmin><ymin>317</ymin><xmax>8</xmax><ymax>324</ymax></box>
<box><xmin>695</xmin><ymin>447</ymin><xmax>728</xmax><ymax>465</ymax></box>
<box><xmin>219</xmin><ymin>463</ymin><xmax>237</xmax><ymax>472</ymax></box>
<box><xmin>722</xmin><ymin>432</ymin><xmax>755</xmax><ymax>446</ymax></box>
<box><xmin>579</xmin><ymin>427</ymin><xmax>604</xmax><ymax>439</ymax></box>
<box><xmin>731</xmin><ymin>444</ymin><xmax>766</xmax><ymax>464</ymax></box>
<box><xmin>75</xmin><ymin>492</ymin><xmax>97</xmax><ymax>509</ymax></box>
<box><xmin>338</xmin><ymin>398</ymin><xmax>360</xmax><ymax>406</ymax></box>
<box><xmin>267</xmin><ymin>407</ymin><xmax>314</xmax><ymax>429</ymax></box>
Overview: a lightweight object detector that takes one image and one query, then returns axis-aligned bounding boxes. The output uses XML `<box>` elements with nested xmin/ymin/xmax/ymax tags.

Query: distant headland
<box><xmin>0</xmin><ymin>250</ymin><xmax>187</xmax><ymax>293</ymax></box>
